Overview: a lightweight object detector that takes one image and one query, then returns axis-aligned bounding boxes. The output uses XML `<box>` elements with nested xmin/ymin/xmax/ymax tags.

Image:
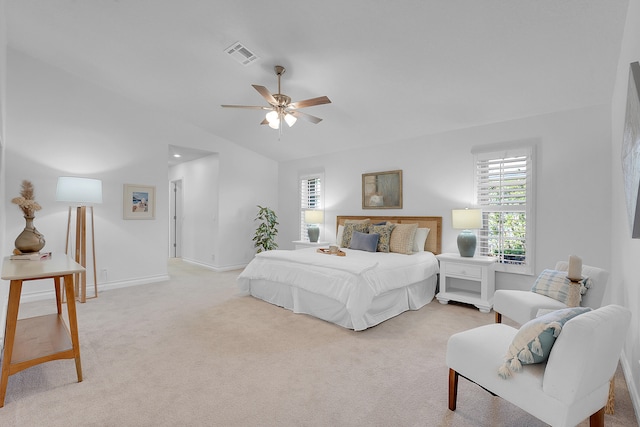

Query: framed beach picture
<box><xmin>123</xmin><ymin>184</ymin><xmax>156</xmax><ymax>220</ymax></box>
<box><xmin>362</xmin><ymin>170</ymin><xmax>403</xmax><ymax>209</ymax></box>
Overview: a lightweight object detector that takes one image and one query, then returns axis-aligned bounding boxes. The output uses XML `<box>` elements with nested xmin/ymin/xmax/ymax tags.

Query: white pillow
<box><xmin>412</xmin><ymin>228</ymin><xmax>430</xmax><ymax>252</ymax></box>
<box><xmin>336</xmin><ymin>225</ymin><xmax>344</xmax><ymax>246</ymax></box>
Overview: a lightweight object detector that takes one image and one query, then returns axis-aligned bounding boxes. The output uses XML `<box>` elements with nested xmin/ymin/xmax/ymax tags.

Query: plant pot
<box><xmin>15</xmin><ymin>216</ymin><xmax>46</xmax><ymax>253</ymax></box>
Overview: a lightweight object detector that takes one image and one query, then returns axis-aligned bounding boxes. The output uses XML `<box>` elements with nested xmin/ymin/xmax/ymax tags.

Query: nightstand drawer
<box><xmin>446</xmin><ymin>263</ymin><xmax>482</xmax><ymax>279</ymax></box>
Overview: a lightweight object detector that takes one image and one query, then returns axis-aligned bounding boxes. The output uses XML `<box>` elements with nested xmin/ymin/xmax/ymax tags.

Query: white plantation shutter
<box><xmin>300</xmin><ymin>174</ymin><xmax>323</xmax><ymax>240</ymax></box>
<box><xmin>474</xmin><ymin>145</ymin><xmax>535</xmax><ymax>275</ymax></box>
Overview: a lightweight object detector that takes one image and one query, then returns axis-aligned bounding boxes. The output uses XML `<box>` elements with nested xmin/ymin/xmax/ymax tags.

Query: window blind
<box><xmin>475</xmin><ymin>147</ymin><xmax>534</xmax><ymax>274</ymax></box>
<box><xmin>300</xmin><ymin>176</ymin><xmax>322</xmax><ymax>240</ymax></box>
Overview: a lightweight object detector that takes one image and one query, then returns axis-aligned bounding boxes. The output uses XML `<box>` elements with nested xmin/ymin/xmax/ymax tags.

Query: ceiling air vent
<box><xmin>224</xmin><ymin>42</ymin><xmax>259</xmax><ymax>66</ymax></box>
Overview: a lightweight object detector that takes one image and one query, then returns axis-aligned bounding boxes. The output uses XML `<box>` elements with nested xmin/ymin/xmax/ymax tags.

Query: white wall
<box><xmin>611</xmin><ymin>0</ymin><xmax>640</xmax><ymax>416</ymax></box>
<box><xmin>3</xmin><ymin>49</ymin><xmax>278</xmax><ymax>301</ymax></box>
<box><xmin>279</xmin><ymin>104</ymin><xmax>612</xmax><ymax>292</ymax></box>
<box><xmin>0</xmin><ymin>0</ymin><xmax>8</xmax><ymax>341</ymax></box>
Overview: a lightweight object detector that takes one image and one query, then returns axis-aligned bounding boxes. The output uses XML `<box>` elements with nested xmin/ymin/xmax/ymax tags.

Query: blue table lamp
<box><xmin>452</xmin><ymin>208</ymin><xmax>482</xmax><ymax>257</ymax></box>
<box><xmin>304</xmin><ymin>210</ymin><xmax>324</xmax><ymax>243</ymax></box>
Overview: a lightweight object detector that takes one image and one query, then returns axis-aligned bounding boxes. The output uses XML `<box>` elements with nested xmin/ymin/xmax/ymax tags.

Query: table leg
<box><xmin>63</xmin><ymin>274</ymin><xmax>83</xmax><ymax>382</ymax></box>
<box><xmin>0</xmin><ymin>280</ymin><xmax>23</xmax><ymax>408</ymax></box>
<box><xmin>54</xmin><ymin>277</ymin><xmax>62</xmax><ymax>315</ymax></box>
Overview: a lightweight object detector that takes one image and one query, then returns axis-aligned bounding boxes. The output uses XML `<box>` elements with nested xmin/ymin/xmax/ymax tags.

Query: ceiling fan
<box><xmin>221</xmin><ymin>65</ymin><xmax>331</xmax><ymax>131</ymax></box>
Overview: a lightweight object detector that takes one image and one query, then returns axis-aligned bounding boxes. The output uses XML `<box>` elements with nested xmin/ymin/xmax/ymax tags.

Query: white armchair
<box><xmin>446</xmin><ymin>304</ymin><xmax>631</xmax><ymax>427</ymax></box>
<box><xmin>494</xmin><ymin>261</ymin><xmax>608</xmax><ymax>324</ymax></box>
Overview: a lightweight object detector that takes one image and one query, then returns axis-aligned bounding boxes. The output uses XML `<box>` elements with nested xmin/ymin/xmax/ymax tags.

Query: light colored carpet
<box><xmin>0</xmin><ymin>259</ymin><xmax>636</xmax><ymax>426</ymax></box>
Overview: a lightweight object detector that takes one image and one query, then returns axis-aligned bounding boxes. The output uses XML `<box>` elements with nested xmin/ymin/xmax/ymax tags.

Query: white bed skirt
<box><xmin>245</xmin><ymin>275</ymin><xmax>437</xmax><ymax>331</ymax></box>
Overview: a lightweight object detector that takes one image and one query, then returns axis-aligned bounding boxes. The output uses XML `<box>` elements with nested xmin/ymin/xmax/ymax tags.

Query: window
<box><xmin>474</xmin><ymin>145</ymin><xmax>535</xmax><ymax>275</ymax></box>
<box><xmin>299</xmin><ymin>174</ymin><xmax>323</xmax><ymax>241</ymax></box>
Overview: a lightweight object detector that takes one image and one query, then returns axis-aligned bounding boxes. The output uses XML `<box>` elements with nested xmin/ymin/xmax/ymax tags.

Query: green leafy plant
<box><xmin>253</xmin><ymin>205</ymin><xmax>279</xmax><ymax>253</ymax></box>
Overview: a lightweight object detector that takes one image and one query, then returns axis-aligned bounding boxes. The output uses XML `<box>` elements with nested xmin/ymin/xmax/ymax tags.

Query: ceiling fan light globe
<box><xmin>284</xmin><ymin>113</ymin><xmax>297</xmax><ymax>127</ymax></box>
<box><xmin>268</xmin><ymin>120</ymin><xmax>280</xmax><ymax>129</ymax></box>
<box><xmin>266</xmin><ymin>110</ymin><xmax>279</xmax><ymax>123</ymax></box>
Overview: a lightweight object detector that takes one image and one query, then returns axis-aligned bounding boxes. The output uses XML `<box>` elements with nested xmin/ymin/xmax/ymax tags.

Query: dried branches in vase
<box><xmin>11</xmin><ymin>180</ymin><xmax>46</xmax><ymax>253</ymax></box>
<box><xmin>11</xmin><ymin>180</ymin><xmax>42</xmax><ymax>218</ymax></box>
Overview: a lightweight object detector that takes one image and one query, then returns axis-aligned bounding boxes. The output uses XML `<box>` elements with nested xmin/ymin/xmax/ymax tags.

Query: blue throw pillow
<box><xmin>349</xmin><ymin>231</ymin><xmax>379</xmax><ymax>252</ymax></box>
<box><xmin>498</xmin><ymin>306</ymin><xmax>592</xmax><ymax>379</ymax></box>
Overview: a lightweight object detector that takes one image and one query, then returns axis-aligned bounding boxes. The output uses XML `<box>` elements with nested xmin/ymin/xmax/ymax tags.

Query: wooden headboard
<box><xmin>336</xmin><ymin>216</ymin><xmax>442</xmax><ymax>255</ymax></box>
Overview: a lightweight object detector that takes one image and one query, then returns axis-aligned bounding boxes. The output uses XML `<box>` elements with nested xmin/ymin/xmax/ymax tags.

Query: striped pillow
<box><xmin>531</xmin><ymin>269</ymin><xmax>590</xmax><ymax>306</ymax></box>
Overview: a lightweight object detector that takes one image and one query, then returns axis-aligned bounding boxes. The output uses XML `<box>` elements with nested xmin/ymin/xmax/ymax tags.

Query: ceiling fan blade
<box><xmin>221</xmin><ymin>104</ymin><xmax>272</xmax><ymax>110</ymax></box>
<box><xmin>289</xmin><ymin>96</ymin><xmax>331</xmax><ymax>109</ymax></box>
<box><xmin>260</xmin><ymin>118</ymin><xmax>269</xmax><ymax>125</ymax></box>
<box><xmin>288</xmin><ymin>110</ymin><xmax>323</xmax><ymax>124</ymax></box>
<box><xmin>252</xmin><ymin>84</ymin><xmax>278</xmax><ymax>106</ymax></box>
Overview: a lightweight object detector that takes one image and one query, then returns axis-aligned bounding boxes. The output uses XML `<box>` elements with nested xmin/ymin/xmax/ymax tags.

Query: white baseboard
<box><xmin>0</xmin><ymin>275</ymin><xmax>168</xmax><ymax>353</ymax></box>
<box><xmin>181</xmin><ymin>257</ymin><xmax>247</xmax><ymax>272</ymax></box>
<box><xmin>5</xmin><ymin>274</ymin><xmax>170</xmax><ymax>305</ymax></box>
<box><xmin>620</xmin><ymin>353</ymin><xmax>640</xmax><ymax>424</ymax></box>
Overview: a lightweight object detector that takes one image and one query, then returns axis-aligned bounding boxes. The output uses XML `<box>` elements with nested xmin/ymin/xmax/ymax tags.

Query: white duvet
<box><xmin>237</xmin><ymin>247</ymin><xmax>439</xmax><ymax>322</ymax></box>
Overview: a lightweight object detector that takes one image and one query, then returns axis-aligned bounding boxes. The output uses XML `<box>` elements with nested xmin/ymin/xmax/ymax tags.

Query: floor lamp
<box><xmin>56</xmin><ymin>176</ymin><xmax>103</xmax><ymax>303</ymax></box>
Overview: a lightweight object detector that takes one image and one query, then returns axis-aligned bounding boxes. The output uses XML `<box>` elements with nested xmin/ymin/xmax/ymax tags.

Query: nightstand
<box><xmin>436</xmin><ymin>253</ymin><xmax>497</xmax><ymax>313</ymax></box>
<box><xmin>292</xmin><ymin>240</ymin><xmax>330</xmax><ymax>250</ymax></box>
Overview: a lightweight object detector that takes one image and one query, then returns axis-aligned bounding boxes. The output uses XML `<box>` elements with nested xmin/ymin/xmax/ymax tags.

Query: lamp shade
<box><xmin>304</xmin><ymin>210</ymin><xmax>324</xmax><ymax>224</ymax></box>
<box><xmin>452</xmin><ymin>208</ymin><xmax>482</xmax><ymax>229</ymax></box>
<box><xmin>56</xmin><ymin>177</ymin><xmax>103</xmax><ymax>204</ymax></box>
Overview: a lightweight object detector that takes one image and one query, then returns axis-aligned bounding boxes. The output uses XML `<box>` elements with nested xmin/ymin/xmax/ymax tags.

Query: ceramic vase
<box><xmin>15</xmin><ymin>216</ymin><xmax>46</xmax><ymax>253</ymax></box>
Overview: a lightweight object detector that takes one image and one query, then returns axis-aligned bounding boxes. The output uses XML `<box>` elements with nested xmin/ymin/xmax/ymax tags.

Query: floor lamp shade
<box><xmin>304</xmin><ymin>210</ymin><xmax>324</xmax><ymax>243</ymax></box>
<box><xmin>56</xmin><ymin>177</ymin><xmax>102</xmax><ymax>303</ymax></box>
<box><xmin>56</xmin><ymin>177</ymin><xmax>103</xmax><ymax>204</ymax></box>
<box><xmin>452</xmin><ymin>208</ymin><xmax>482</xmax><ymax>257</ymax></box>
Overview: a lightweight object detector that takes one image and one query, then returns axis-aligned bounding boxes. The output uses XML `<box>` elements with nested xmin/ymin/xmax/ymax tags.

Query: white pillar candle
<box><xmin>568</xmin><ymin>255</ymin><xmax>582</xmax><ymax>281</ymax></box>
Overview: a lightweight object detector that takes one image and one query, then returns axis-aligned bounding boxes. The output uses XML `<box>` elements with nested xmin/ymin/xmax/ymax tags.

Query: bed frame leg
<box><xmin>448</xmin><ymin>368</ymin><xmax>458</xmax><ymax>411</ymax></box>
<box><xmin>495</xmin><ymin>312</ymin><xmax>502</xmax><ymax>323</ymax></box>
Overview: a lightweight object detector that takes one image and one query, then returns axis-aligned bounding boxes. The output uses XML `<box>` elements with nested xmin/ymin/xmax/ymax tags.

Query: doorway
<box><xmin>170</xmin><ymin>179</ymin><xmax>183</xmax><ymax>258</ymax></box>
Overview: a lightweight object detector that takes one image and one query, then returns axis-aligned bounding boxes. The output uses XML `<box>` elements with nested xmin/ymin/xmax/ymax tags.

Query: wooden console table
<box><xmin>0</xmin><ymin>254</ymin><xmax>84</xmax><ymax>407</ymax></box>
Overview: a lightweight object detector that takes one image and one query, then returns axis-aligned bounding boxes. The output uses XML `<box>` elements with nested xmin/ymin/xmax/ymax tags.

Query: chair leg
<box><xmin>495</xmin><ymin>312</ymin><xmax>502</xmax><ymax>323</ymax></box>
<box><xmin>589</xmin><ymin>407</ymin><xmax>604</xmax><ymax>427</ymax></box>
<box><xmin>448</xmin><ymin>368</ymin><xmax>459</xmax><ymax>411</ymax></box>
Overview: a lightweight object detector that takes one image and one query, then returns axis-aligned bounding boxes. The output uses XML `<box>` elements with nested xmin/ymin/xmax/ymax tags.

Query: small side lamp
<box><xmin>304</xmin><ymin>210</ymin><xmax>324</xmax><ymax>243</ymax></box>
<box><xmin>452</xmin><ymin>208</ymin><xmax>482</xmax><ymax>257</ymax></box>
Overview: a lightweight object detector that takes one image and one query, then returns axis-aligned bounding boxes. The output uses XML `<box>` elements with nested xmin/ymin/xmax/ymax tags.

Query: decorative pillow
<box><xmin>498</xmin><ymin>306</ymin><xmax>592</xmax><ymax>379</ymax></box>
<box><xmin>412</xmin><ymin>228</ymin><xmax>430</xmax><ymax>252</ymax></box>
<box><xmin>344</xmin><ymin>218</ymin><xmax>370</xmax><ymax>224</ymax></box>
<box><xmin>389</xmin><ymin>223</ymin><xmax>418</xmax><ymax>254</ymax></box>
<box><xmin>370</xmin><ymin>223</ymin><xmax>396</xmax><ymax>252</ymax></box>
<box><xmin>531</xmin><ymin>269</ymin><xmax>591</xmax><ymax>307</ymax></box>
<box><xmin>341</xmin><ymin>223</ymin><xmax>370</xmax><ymax>247</ymax></box>
<box><xmin>336</xmin><ymin>225</ymin><xmax>345</xmax><ymax>246</ymax></box>
<box><xmin>349</xmin><ymin>231</ymin><xmax>379</xmax><ymax>252</ymax></box>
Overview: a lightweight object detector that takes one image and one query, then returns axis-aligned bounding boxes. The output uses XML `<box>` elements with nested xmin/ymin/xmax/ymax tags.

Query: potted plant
<box><xmin>253</xmin><ymin>205</ymin><xmax>279</xmax><ymax>253</ymax></box>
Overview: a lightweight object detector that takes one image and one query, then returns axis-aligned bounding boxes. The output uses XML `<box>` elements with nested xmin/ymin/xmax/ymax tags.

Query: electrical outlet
<box><xmin>100</xmin><ymin>269</ymin><xmax>108</xmax><ymax>281</ymax></box>
<box><xmin>211</xmin><ymin>254</ymin><xmax>215</xmax><ymax>261</ymax></box>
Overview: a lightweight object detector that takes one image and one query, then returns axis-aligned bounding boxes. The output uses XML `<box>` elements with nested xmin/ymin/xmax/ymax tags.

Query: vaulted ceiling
<box><xmin>6</xmin><ymin>0</ymin><xmax>630</xmax><ymax>162</ymax></box>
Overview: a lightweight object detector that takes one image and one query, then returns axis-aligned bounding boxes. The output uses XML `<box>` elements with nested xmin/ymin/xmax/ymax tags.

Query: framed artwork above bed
<box><xmin>622</xmin><ymin>61</ymin><xmax>640</xmax><ymax>238</ymax></box>
<box><xmin>362</xmin><ymin>170</ymin><xmax>402</xmax><ymax>209</ymax></box>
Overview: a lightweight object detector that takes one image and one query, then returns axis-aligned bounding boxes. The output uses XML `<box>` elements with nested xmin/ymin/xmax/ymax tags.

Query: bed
<box><xmin>237</xmin><ymin>215</ymin><xmax>442</xmax><ymax>331</ymax></box>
